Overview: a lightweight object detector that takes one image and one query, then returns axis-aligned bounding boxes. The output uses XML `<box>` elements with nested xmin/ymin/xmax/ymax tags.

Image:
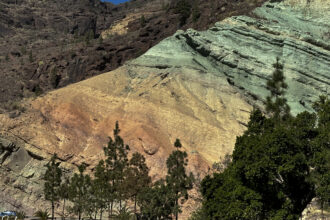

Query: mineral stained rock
<box><xmin>0</xmin><ymin>0</ymin><xmax>329</xmax><ymax>217</ymax></box>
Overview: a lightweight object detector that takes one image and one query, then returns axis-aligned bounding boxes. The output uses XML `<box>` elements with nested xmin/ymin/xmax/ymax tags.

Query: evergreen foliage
<box><xmin>103</xmin><ymin>121</ymin><xmax>130</xmax><ymax>215</ymax></box>
<box><xmin>59</xmin><ymin>177</ymin><xmax>70</xmax><ymax>218</ymax></box>
<box><xmin>140</xmin><ymin>15</ymin><xmax>146</xmax><ymax>27</ymax></box>
<box><xmin>266</xmin><ymin>57</ymin><xmax>290</xmax><ymax>120</ymax></box>
<box><xmin>137</xmin><ymin>139</ymin><xmax>194</xmax><ymax>219</ymax></box>
<box><xmin>34</xmin><ymin>210</ymin><xmax>49</xmax><ymax>220</ymax></box>
<box><xmin>311</xmin><ymin>96</ymin><xmax>330</xmax><ymax>217</ymax></box>
<box><xmin>39</xmin><ymin>93</ymin><xmax>328</xmax><ymax>220</ymax></box>
<box><xmin>166</xmin><ymin>139</ymin><xmax>194</xmax><ymax>220</ymax></box>
<box><xmin>43</xmin><ymin>154</ymin><xmax>62</xmax><ymax>220</ymax></box>
<box><xmin>93</xmin><ymin>160</ymin><xmax>109</xmax><ymax>219</ymax></box>
<box><xmin>138</xmin><ymin>179</ymin><xmax>175</xmax><ymax>219</ymax></box>
<box><xmin>67</xmin><ymin>164</ymin><xmax>92</xmax><ymax>220</ymax></box>
<box><xmin>199</xmin><ymin>59</ymin><xmax>330</xmax><ymax>220</ymax></box>
<box><xmin>124</xmin><ymin>152</ymin><xmax>151</xmax><ymax>214</ymax></box>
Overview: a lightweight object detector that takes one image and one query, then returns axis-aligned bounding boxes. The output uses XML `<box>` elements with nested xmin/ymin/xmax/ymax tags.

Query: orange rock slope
<box><xmin>2</xmin><ymin>63</ymin><xmax>252</xmax><ymax>179</ymax></box>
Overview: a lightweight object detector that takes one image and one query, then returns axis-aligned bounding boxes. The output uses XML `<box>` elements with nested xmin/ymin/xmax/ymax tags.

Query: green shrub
<box><xmin>140</xmin><ymin>15</ymin><xmax>146</xmax><ymax>27</ymax></box>
<box><xmin>114</xmin><ymin>206</ymin><xmax>134</xmax><ymax>220</ymax></box>
<box><xmin>34</xmin><ymin>210</ymin><xmax>49</xmax><ymax>220</ymax></box>
<box><xmin>16</xmin><ymin>211</ymin><xmax>26</xmax><ymax>220</ymax></box>
<box><xmin>189</xmin><ymin>207</ymin><xmax>208</xmax><ymax>220</ymax></box>
<box><xmin>33</xmin><ymin>85</ymin><xmax>43</xmax><ymax>96</ymax></box>
<box><xmin>29</xmin><ymin>50</ymin><xmax>33</xmax><ymax>63</ymax></box>
<box><xmin>175</xmin><ymin>0</ymin><xmax>192</xmax><ymax>26</ymax></box>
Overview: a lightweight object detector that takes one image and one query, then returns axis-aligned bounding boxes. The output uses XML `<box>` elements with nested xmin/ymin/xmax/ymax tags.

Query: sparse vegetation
<box><xmin>140</xmin><ymin>15</ymin><xmax>146</xmax><ymax>27</ymax></box>
<box><xmin>212</xmin><ymin>153</ymin><xmax>232</xmax><ymax>172</ymax></box>
<box><xmin>98</xmin><ymin>36</ymin><xmax>103</xmax><ymax>45</ymax></box>
<box><xmin>15</xmin><ymin>211</ymin><xmax>26</xmax><ymax>220</ymax></box>
<box><xmin>34</xmin><ymin>210</ymin><xmax>49</xmax><ymax>220</ymax></box>
<box><xmin>4</xmin><ymin>100</ymin><xmax>26</xmax><ymax>112</ymax></box>
<box><xmin>175</xmin><ymin>0</ymin><xmax>192</xmax><ymax>26</ymax></box>
<box><xmin>20</xmin><ymin>46</ymin><xmax>27</xmax><ymax>55</ymax></box>
<box><xmin>84</xmin><ymin>30</ymin><xmax>95</xmax><ymax>46</ymax></box>
<box><xmin>49</xmin><ymin>67</ymin><xmax>61</xmax><ymax>89</ymax></box>
<box><xmin>33</xmin><ymin>85</ymin><xmax>43</xmax><ymax>96</ymax></box>
<box><xmin>39</xmin><ymin>122</ymin><xmax>194</xmax><ymax>219</ymax></box>
<box><xmin>28</xmin><ymin>50</ymin><xmax>33</xmax><ymax>63</ymax></box>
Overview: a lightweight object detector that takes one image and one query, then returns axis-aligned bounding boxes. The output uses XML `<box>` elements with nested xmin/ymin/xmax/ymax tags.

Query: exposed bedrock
<box><xmin>0</xmin><ymin>0</ymin><xmax>329</xmax><ymax>217</ymax></box>
<box><xmin>134</xmin><ymin>0</ymin><xmax>329</xmax><ymax>115</ymax></box>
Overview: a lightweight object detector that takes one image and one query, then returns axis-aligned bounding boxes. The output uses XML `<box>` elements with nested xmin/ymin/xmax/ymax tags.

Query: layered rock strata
<box><xmin>0</xmin><ymin>0</ymin><xmax>329</xmax><ymax>217</ymax></box>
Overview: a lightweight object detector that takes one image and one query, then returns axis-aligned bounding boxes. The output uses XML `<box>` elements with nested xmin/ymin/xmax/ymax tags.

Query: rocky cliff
<box><xmin>0</xmin><ymin>0</ymin><xmax>329</xmax><ymax>217</ymax></box>
<box><xmin>0</xmin><ymin>0</ymin><xmax>266</xmax><ymax>111</ymax></box>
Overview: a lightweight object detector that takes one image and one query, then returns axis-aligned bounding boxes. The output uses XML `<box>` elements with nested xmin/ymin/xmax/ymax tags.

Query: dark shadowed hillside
<box><xmin>0</xmin><ymin>0</ymin><xmax>266</xmax><ymax>111</ymax></box>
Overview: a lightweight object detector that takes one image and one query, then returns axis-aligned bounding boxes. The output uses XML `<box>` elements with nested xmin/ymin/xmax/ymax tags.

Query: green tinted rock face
<box><xmin>0</xmin><ymin>0</ymin><xmax>329</xmax><ymax>217</ymax></box>
<box><xmin>132</xmin><ymin>0</ymin><xmax>330</xmax><ymax>115</ymax></box>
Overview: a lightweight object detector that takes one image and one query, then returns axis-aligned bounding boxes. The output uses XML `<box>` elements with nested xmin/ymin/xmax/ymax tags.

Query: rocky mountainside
<box><xmin>0</xmin><ymin>0</ymin><xmax>329</xmax><ymax>218</ymax></box>
<box><xmin>0</xmin><ymin>0</ymin><xmax>266</xmax><ymax>112</ymax></box>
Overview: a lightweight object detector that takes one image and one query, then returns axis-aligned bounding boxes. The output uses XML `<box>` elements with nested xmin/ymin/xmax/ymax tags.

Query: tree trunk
<box><xmin>108</xmin><ymin>203</ymin><xmax>111</xmax><ymax>219</ymax></box>
<box><xmin>100</xmin><ymin>208</ymin><xmax>103</xmax><ymax>220</ymax></box>
<box><xmin>62</xmin><ymin>199</ymin><xmax>66</xmax><ymax>218</ymax></box>
<box><xmin>321</xmin><ymin>202</ymin><xmax>324</xmax><ymax>220</ymax></box>
<box><xmin>175</xmin><ymin>197</ymin><xmax>178</xmax><ymax>220</ymax></box>
<box><xmin>109</xmin><ymin>202</ymin><xmax>113</xmax><ymax>219</ymax></box>
<box><xmin>52</xmin><ymin>201</ymin><xmax>55</xmax><ymax>220</ymax></box>
<box><xmin>134</xmin><ymin>195</ymin><xmax>137</xmax><ymax>215</ymax></box>
<box><xmin>175</xmin><ymin>190</ymin><xmax>178</xmax><ymax>220</ymax></box>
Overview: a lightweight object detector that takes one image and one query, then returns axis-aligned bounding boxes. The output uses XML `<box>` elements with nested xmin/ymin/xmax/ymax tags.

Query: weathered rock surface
<box><xmin>0</xmin><ymin>0</ymin><xmax>266</xmax><ymax>109</ymax></box>
<box><xmin>0</xmin><ymin>0</ymin><xmax>329</xmax><ymax>217</ymax></box>
<box><xmin>135</xmin><ymin>0</ymin><xmax>329</xmax><ymax>115</ymax></box>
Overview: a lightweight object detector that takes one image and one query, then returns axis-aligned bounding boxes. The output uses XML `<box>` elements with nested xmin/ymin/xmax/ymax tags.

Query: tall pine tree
<box><xmin>68</xmin><ymin>164</ymin><xmax>92</xmax><ymax>220</ymax></box>
<box><xmin>44</xmin><ymin>154</ymin><xmax>62</xmax><ymax>220</ymax></box>
<box><xmin>266</xmin><ymin>57</ymin><xmax>290</xmax><ymax>120</ymax></box>
<box><xmin>103</xmin><ymin>121</ymin><xmax>130</xmax><ymax>216</ymax></box>
<box><xmin>166</xmin><ymin>139</ymin><xmax>194</xmax><ymax>220</ymax></box>
<box><xmin>93</xmin><ymin>160</ymin><xmax>110</xmax><ymax>219</ymax></box>
<box><xmin>59</xmin><ymin>177</ymin><xmax>70</xmax><ymax>218</ymax></box>
<box><xmin>311</xmin><ymin>96</ymin><xmax>330</xmax><ymax>217</ymax></box>
<box><xmin>124</xmin><ymin>152</ymin><xmax>151</xmax><ymax>214</ymax></box>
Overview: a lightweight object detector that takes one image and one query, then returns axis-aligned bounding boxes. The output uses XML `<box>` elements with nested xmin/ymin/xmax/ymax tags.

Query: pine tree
<box><xmin>266</xmin><ymin>57</ymin><xmax>290</xmax><ymax>120</ymax></box>
<box><xmin>103</xmin><ymin>121</ymin><xmax>130</xmax><ymax>216</ymax></box>
<box><xmin>311</xmin><ymin>96</ymin><xmax>330</xmax><ymax>218</ymax></box>
<box><xmin>138</xmin><ymin>179</ymin><xmax>175</xmax><ymax>219</ymax></box>
<box><xmin>68</xmin><ymin>164</ymin><xmax>91</xmax><ymax>220</ymax></box>
<box><xmin>124</xmin><ymin>152</ymin><xmax>151</xmax><ymax>214</ymax></box>
<box><xmin>59</xmin><ymin>177</ymin><xmax>70</xmax><ymax>218</ymax></box>
<box><xmin>44</xmin><ymin>154</ymin><xmax>62</xmax><ymax>220</ymax></box>
<box><xmin>166</xmin><ymin>139</ymin><xmax>194</xmax><ymax>220</ymax></box>
<box><xmin>93</xmin><ymin>160</ymin><xmax>110</xmax><ymax>220</ymax></box>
